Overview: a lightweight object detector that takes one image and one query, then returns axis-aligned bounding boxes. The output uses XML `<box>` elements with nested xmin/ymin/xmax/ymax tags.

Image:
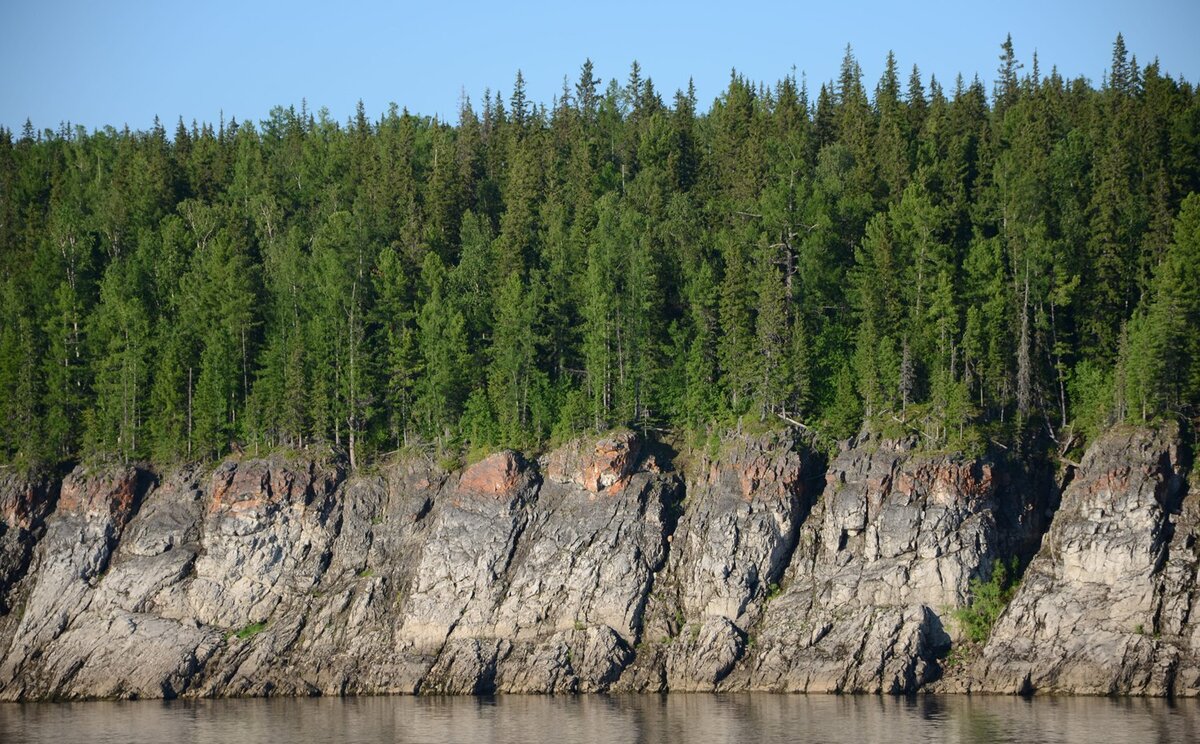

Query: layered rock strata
<box><xmin>736</xmin><ymin>434</ymin><xmax>1050</xmax><ymax>693</ymax></box>
<box><xmin>0</xmin><ymin>425</ymin><xmax>1192</xmax><ymax>700</ymax></box>
<box><xmin>970</xmin><ymin>424</ymin><xmax>1198</xmax><ymax>696</ymax></box>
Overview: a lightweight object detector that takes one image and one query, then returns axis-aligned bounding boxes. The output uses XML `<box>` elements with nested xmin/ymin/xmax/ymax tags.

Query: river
<box><xmin>2</xmin><ymin>694</ymin><xmax>1198</xmax><ymax>743</ymax></box>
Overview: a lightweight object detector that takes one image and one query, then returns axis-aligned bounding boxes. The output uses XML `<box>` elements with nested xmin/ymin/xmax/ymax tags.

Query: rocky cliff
<box><xmin>0</xmin><ymin>424</ymin><xmax>1193</xmax><ymax>700</ymax></box>
<box><xmin>967</xmin><ymin>424</ymin><xmax>1198</xmax><ymax>696</ymax></box>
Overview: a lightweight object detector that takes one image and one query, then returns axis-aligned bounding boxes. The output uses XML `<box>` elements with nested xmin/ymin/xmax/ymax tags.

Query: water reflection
<box><xmin>1</xmin><ymin>693</ymin><xmax>1197</xmax><ymax>744</ymax></box>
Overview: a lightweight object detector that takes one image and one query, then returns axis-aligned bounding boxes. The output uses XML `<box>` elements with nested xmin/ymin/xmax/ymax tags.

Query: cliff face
<box><xmin>621</xmin><ymin>432</ymin><xmax>815</xmax><ymax>692</ymax></box>
<box><xmin>0</xmin><ymin>472</ymin><xmax>58</xmax><ymax>616</ymax></box>
<box><xmin>0</xmin><ymin>433</ymin><xmax>680</xmax><ymax>699</ymax></box>
<box><xmin>738</xmin><ymin>435</ymin><xmax>1050</xmax><ymax>694</ymax></box>
<box><xmin>0</xmin><ymin>425</ymin><xmax>1192</xmax><ymax>700</ymax></box>
<box><xmin>969</xmin><ymin>425</ymin><xmax>1198</xmax><ymax>696</ymax></box>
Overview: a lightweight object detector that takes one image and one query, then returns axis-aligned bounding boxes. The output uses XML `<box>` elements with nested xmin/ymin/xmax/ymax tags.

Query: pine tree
<box><xmin>0</xmin><ymin>47</ymin><xmax>1197</xmax><ymax>472</ymax></box>
<box><xmin>192</xmin><ymin>328</ymin><xmax>236</xmax><ymax>458</ymax></box>
<box><xmin>42</xmin><ymin>280</ymin><xmax>88</xmax><ymax>459</ymax></box>
<box><xmin>875</xmin><ymin>51</ymin><xmax>909</xmax><ymax>202</ymax></box>
<box><xmin>995</xmin><ymin>34</ymin><xmax>1022</xmax><ymax>115</ymax></box>
<box><xmin>0</xmin><ymin>282</ymin><xmax>40</xmax><ymax>465</ymax></box>
<box><xmin>87</xmin><ymin>259</ymin><xmax>151</xmax><ymax>460</ymax></box>
<box><xmin>826</xmin><ymin>362</ymin><xmax>863</xmax><ymax>440</ymax></box>
<box><xmin>415</xmin><ymin>253</ymin><xmax>468</xmax><ymax>440</ymax></box>
<box><xmin>753</xmin><ymin>239</ymin><xmax>790</xmax><ymax>418</ymax></box>
<box><xmin>1119</xmin><ymin>193</ymin><xmax>1200</xmax><ymax>419</ymax></box>
<box><xmin>787</xmin><ymin>310</ymin><xmax>814</xmax><ymax>419</ymax></box>
<box><xmin>682</xmin><ymin>258</ymin><xmax>722</xmax><ymax>426</ymax></box>
<box><xmin>717</xmin><ymin>230</ymin><xmax>755</xmax><ymax>415</ymax></box>
<box><xmin>374</xmin><ymin>244</ymin><xmax>417</xmax><ymax>449</ymax></box>
<box><xmin>147</xmin><ymin>326</ymin><xmax>189</xmax><ymax>462</ymax></box>
<box><xmin>582</xmin><ymin>195</ymin><xmax>620</xmax><ymax>429</ymax></box>
<box><xmin>489</xmin><ymin>271</ymin><xmax>546</xmax><ymax>446</ymax></box>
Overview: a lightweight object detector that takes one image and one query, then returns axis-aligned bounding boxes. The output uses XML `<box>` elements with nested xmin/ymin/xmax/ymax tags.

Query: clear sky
<box><xmin>2</xmin><ymin>0</ymin><xmax>1198</xmax><ymax>133</ymax></box>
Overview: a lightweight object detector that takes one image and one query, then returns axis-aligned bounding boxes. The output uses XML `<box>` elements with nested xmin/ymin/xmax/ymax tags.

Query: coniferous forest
<box><xmin>2</xmin><ymin>36</ymin><xmax>1199</xmax><ymax>471</ymax></box>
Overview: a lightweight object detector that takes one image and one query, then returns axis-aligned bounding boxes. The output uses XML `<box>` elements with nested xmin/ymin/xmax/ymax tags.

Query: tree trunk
<box><xmin>1016</xmin><ymin>269</ymin><xmax>1032</xmax><ymax>420</ymax></box>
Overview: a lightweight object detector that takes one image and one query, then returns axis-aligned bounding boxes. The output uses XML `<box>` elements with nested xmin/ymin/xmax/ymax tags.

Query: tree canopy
<box><xmin>2</xmin><ymin>36</ymin><xmax>1198</xmax><ymax>469</ymax></box>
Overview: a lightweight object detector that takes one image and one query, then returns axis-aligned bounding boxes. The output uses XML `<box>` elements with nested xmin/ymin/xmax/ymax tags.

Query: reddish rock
<box><xmin>208</xmin><ymin>458</ymin><xmax>337</xmax><ymax>516</ymax></box>
<box><xmin>733</xmin><ymin>450</ymin><xmax>802</xmax><ymax>501</ymax></box>
<box><xmin>55</xmin><ymin>468</ymin><xmax>144</xmax><ymax>530</ymax></box>
<box><xmin>210</xmin><ymin>462</ymin><xmax>272</xmax><ymax>514</ymax></box>
<box><xmin>458</xmin><ymin>451</ymin><xmax>528</xmax><ymax>497</ymax></box>
<box><xmin>546</xmin><ymin>431</ymin><xmax>641</xmax><ymax>494</ymax></box>
<box><xmin>698</xmin><ymin>433</ymin><xmax>803</xmax><ymax>501</ymax></box>
<box><xmin>893</xmin><ymin>461</ymin><xmax>994</xmax><ymax>505</ymax></box>
<box><xmin>582</xmin><ymin>433</ymin><xmax>641</xmax><ymax>493</ymax></box>
<box><xmin>0</xmin><ymin>475</ymin><xmax>56</xmax><ymax>531</ymax></box>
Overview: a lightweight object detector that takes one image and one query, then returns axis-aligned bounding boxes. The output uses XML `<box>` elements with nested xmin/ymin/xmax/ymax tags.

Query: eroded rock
<box><xmin>629</xmin><ymin>431</ymin><xmax>811</xmax><ymax>691</ymax></box>
<box><xmin>0</xmin><ymin>424</ymin><xmax>1191</xmax><ymax>700</ymax></box>
<box><xmin>740</xmin><ymin>435</ymin><xmax>1046</xmax><ymax>693</ymax></box>
<box><xmin>971</xmin><ymin>424</ymin><xmax>1195</xmax><ymax>696</ymax></box>
<box><xmin>0</xmin><ymin>472</ymin><xmax>58</xmax><ymax>614</ymax></box>
<box><xmin>544</xmin><ymin>430</ymin><xmax>642</xmax><ymax>493</ymax></box>
<box><xmin>0</xmin><ymin>466</ymin><xmax>154</xmax><ymax>699</ymax></box>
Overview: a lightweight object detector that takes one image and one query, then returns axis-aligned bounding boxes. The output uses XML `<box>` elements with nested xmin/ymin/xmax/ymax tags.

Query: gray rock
<box><xmin>185</xmin><ymin>458</ymin><xmax>344</xmax><ymax>630</ymax></box>
<box><xmin>396</xmin><ymin>438</ymin><xmax>679</xmax><ymax>694</ymax></box>
<box><xmin>634</xmin><ymin>432</ymin><xmax>810</xmax><ymax>691</ymax></box>
<box><xmin>972</xmin><ymin>424</ymin><xmax>1194</xmax><ymax>696</ymax></box>
<box><xmin>34</xmin><ymin>610</ymin><xmax>222</xmax><ymax>699</ymax></box>
<box><xmin>394</xmin><ymin>451</ymin><xmax>540</xmax><ymax>677</ymax></box>
<box><xmin>0</xmin><ymin>466</ymin><xmax>153</xmax><ymax>699</ymax></box>
<box><xmin>0</xmin><ymin>424</ymin><xmax>1193</xmax><ymax>700</ymax></box>
<box><xmin>0</xmin><ymin>472</ymin><xmax>58</xmax><ymax>615</ymax></box>
<box><xmin>666</xmin><ymin>616</ymin><xmax>745</xmax><ymax>690</ymax></box>
<box><xmin>741</xmin><ymin>435</ymin><xmax>1041</xmax><ymax>693</ymax></box>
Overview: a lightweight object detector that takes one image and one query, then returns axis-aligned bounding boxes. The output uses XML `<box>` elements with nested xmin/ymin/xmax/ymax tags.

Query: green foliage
<box><xmin>1</xmin><ymin>38</ymin><xmax>1198</xmax><ymax>471</ymax></box>
<box><xmin>415</xmin><ymin>253</ymin><xmax>469</xmax><ymax>439</ymax></box>
<box><xmin>954</xmin><ymin>558</ymin><xmax>1020</xmax><ymax>644</ymax></box>
<box><xmin>0</xmin><ymin>281</ymin><xmax>41</xmax><ymax>467</ymax></box>
<box><xmin>460</xmin><ymin>388</ymin><xmax>499</xmax><ymax>456</ymax></box>
<box><xmin>1069</xmin><ymin>360</ymin><xmax>1114</xmax><ymax>443</ymax></box>
<box><xmin>1116</xmin><ymin>194</ymin><xmax>1200</xmax><ymax>422</ymax></box>
<box><xmin>230</xmin><ymin>621</ymin><xmax>267</xmax><ymax>640</ymax></box>
<box><xmin>86</xmin><ymin>259</ymin><xmax>151</xmax><ymax>461</ymax></box>
<box><xmin>823</xmin><ymin>363</ymin><xmax>863</xmax><ymax>441</ymax></box>
<box><xmin>489</xmin><ymin>271</ymin><xmax>548</xmax><ymax>448</ymax></box>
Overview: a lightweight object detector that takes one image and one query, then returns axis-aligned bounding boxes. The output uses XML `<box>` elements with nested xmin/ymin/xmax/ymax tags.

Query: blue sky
<box><xmin>2</xmin><ymin>0</ymin><xmax>1198</xmax><ymax>133</ymax></box>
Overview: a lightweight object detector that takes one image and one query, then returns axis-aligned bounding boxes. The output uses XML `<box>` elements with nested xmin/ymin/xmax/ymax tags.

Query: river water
<box><xmin>2</xmin><ymin>694</ymin><xmax>1197</xmax><ymax>743</ymax></box>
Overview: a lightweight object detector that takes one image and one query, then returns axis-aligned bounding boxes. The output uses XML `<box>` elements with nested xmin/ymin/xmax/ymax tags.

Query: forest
<box><xmin>1</xmin><ymin>35</ymin><xmax>1198</xmax><ymax>471</ymax></box>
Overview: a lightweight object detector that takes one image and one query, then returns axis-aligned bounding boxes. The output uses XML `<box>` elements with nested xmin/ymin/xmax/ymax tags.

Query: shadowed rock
<box><xmin>970</xmin><ymin>424</ymin><xmax>1197</xmax><ymax>696</ymax></box>
<box><xmin>740</xmin><ymin>434</ymin><xmax>1044</xmax><ymax>693</ymax></box>
<box><xmin>0</xmin><ymin>472</ymin><xmax>59</xmax><ymax>615</ymax></box>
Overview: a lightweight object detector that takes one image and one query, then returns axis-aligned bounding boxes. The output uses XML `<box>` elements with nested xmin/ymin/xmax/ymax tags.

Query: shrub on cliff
<box><xmin>955</xmin><ymin>558</ymin><xmax>1019</xmax><ymax>644</ymax></box>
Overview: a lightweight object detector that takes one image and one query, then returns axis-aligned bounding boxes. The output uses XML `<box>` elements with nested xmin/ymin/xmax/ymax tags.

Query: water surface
<box><xmin>2</xmin><ymin>694</ymin><xmax>1197</xmax><ymax>743</ymax></box>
